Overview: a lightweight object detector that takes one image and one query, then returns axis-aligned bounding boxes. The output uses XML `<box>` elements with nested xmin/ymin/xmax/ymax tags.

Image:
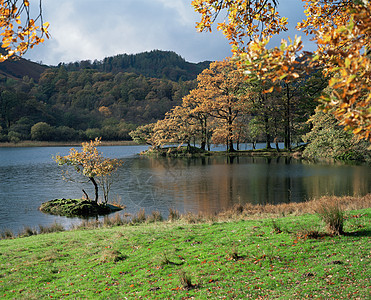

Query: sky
<box><xmin>23</xmin><ymin>0</ymin><xmax>315</xmax><ymax>66</ymax></box>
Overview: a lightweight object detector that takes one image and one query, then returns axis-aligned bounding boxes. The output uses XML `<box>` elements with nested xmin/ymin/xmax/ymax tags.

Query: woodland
<box><xmin>0</xmin><ymin>2</ymin><xmax>370</xmax><ymax>298</ymax></box>
<box><xmin>0</xmin><ymin>0</ymin><xmax>370</xmax><ymax>162</ymax></box>
<box><xmin>0</xmin><ymin>50</ymin><xmax>203</xmax><ymax>142</ymax></box>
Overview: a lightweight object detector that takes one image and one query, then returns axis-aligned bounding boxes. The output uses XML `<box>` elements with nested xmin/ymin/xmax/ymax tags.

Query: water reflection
<box><xmin>117</xmin><ymin>156</ymin><xmax>370</xmax><ymax>216</ymax></box>
<box><xmin>0</xmin><ymin>146</ymin><xmax>370</xmax><ymax>234</ymax></box>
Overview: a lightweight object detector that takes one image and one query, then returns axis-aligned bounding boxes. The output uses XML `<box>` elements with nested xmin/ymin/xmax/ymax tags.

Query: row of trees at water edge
<box><xmin>130</xmin><ymin>57</ymin><xmax>370</xmax><ymax>161</ymax></box>
<box><xmin>130</xmin><ymin>58</ymin><xmax>324</xmax><ymax>152</ymax></box>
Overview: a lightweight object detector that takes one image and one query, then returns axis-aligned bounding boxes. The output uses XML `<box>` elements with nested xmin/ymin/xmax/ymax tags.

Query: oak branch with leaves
<box><xmin>54</xmin><ymin>138</ymin><xmax>122</xmax><ymax>204</ymax></box>
<box><xmin>193</xmin><ymin>0</ymin><xmax>371</xmax><ymax>141</ymax></box>
<box><xmin>0</xmin><ymin>0</ymin><xmax>49</xmax><ymax>62</ymax></box>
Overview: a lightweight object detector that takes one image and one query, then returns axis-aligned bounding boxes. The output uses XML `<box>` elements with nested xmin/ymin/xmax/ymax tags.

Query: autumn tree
<box><xmin>54</xmin><ymin>138</ymin><xmax>122</xmax><ymax>204</ymax></box>
<box><xmin>192</xmin><ymin>0</ymin><xmax>287</xmax><ymax>52</ymax></box>
<box><xmin>129</xmin><ymin>123</ymin><xmax>156</xmax><ymax>146</ymax></box>
<box><xmin>183</xmin><ymin>87</ymin><xmax>214</xmax><ymax>150</ymax></box>
<box><xmin>192</xmin><ymin>0</ymin><xmax>371</xmax><ymax>141</ymax></box>
<box><xmin>0</xmin><ymin>0</ymin><xmax>49</xmax><ymax>61</ymax></box>
<box><xmin>298</xmin><ymin>0</ymin><xmax>371</xmax><ymax>140</ymax></box>
<box><xmin>150</xmin><ymin>105</ymin><xmax>198</xmax><ymax>149</ymax></box>
<box><xmin>188</xmin><ymin>59</ymin><xmax>250</xmax><ymax>151</ymax></box>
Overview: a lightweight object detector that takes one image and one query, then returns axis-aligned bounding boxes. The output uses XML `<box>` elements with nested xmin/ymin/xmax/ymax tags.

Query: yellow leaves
<box><xmin>192</xmin><ymin>0</ymin><xmax>287</xmax><ymax>51</ymax></box>
<box><xmin>237</xmin><ymin>34</ymin><xmax>306</xmax><ymax>86</ymax></box>
<box><xmin>202</xmin><ymin>0</ymin><xmax>370</xmax><ymax>140</ymax></box>
<box><xmin>55</xmin><ymin>138</ymin><xmax>122</xmax><ymax>179</ymax></box>
<box><xmin>262</xmin><ymin>86</ymin><xmax>274</xmax><ymax>94</ymax></box>
<box><xmin>0</xmin><ymin>0</ymin><xmax>49</xmax><ymax>61</ymax></box>
<box><xmin>98</xmin><ymin>106</ymin><xmax>111</xmax><ymax>117</ymax></box>
<box><xmin>312</xmin><ymin>1</ymin><xmax>371</xmax><ymax>140</ymax></box>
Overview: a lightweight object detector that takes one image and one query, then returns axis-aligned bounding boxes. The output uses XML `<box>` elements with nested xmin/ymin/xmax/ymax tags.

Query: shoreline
<box><xmin>2</xmin><ymin>193</ymin><xmax>370</xmax><ymax>238</ymax></box>
<box><xmin>142</xmin><ymin>145</ymin><xmax>304</xmax><ymax>159</ymax></box>
<box><xmin>0</xmin><ymin>140</ymin><xmax>138</xmax><ymax>148</ymax></box>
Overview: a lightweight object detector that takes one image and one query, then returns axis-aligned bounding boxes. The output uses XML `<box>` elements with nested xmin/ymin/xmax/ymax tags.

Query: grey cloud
<box><xmin>24</xmin><ymin>0</ymin><xmax>315</xmax><ymax>65</ymax></box>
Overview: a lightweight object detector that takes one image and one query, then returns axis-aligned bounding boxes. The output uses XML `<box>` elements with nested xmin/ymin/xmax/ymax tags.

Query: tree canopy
<box><xmin>54</xmin><ymin>138</ymin><xmax>122</xmax><ymax>203</ymax></box>
<box><xmin>0</xmin><ymin>53</ymin><xmax>201</xmax><ymax>143</ymax></box>
<box><xmin>132</xmin><ymin>57</ymin><xmax>322</xmax><ymax>152</ymax></box>
<box><xmin>192</xmin><ymin>0</ymin><xmax>371</xmax><ymax>141</ymax></box>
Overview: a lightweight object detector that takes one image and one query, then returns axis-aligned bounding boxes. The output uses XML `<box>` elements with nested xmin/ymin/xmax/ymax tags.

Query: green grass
<box><xmin>0</xmin><ymin>208</ymin><xmax>369</xmax><ymax>299</ymax></box>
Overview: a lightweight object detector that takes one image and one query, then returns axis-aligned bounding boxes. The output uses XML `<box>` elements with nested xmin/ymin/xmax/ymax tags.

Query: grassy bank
<box><xmin>0</xmin><ymin>195</ymin><xmax>370</xmax><ymax>299</ymax></box>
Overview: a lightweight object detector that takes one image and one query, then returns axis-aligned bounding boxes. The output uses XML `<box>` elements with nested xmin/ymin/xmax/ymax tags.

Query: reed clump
<box><xmin>316</xmin><ymin>201</ymin><xmax>344</xmax><ymax>235</ymax></box>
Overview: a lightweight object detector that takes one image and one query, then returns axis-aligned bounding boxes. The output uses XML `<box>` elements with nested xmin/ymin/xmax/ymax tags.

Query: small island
<box><xmin>141</xmin><ymin>144</ymin><xmax>305</xmax><ymax>158</ymax></box>
<box><xmin>39</xmin><ymin>198</ymin><xmax>122</xmax><ymax>217</ymax></box>
<box><xmin>41</xmin><ymin>138</ymin><xmax>123</xmax><ymax>218</ymax></box>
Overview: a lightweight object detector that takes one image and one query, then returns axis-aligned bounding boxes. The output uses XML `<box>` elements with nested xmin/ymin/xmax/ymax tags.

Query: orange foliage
<box><xmin>54</xmin><ymin>138</ymin><xmax>122</xmax><ymax>203</ymax></box>
<box><xmin>55</xmin><ymin>138</ymin><xmax>121</xmax><ymax>179</ymax></box>
<box><xmin>192</xmin><ymin>0</ymin><xmax>287</xmax><ymax>52</ymax></box>
<box><xmin>193</xmin><ymin>0</ymin><xmax>371</xmax><ymax>140</ymax></box>
<box><xmin>298</xmin><ymin>0</ymin><xmax>371</xmax><ymax>140</ymax></box>
<box><xmin>0</xmin><ymin>0</ymin><xmax>49</xmax><ymax>61</ymax></box>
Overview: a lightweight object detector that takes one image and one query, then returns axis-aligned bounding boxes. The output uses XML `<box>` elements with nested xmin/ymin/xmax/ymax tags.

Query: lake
<box><xmin>0</xmin><ymin>144</ymin><xmax>370</xmax><ymax>234</ymax></box>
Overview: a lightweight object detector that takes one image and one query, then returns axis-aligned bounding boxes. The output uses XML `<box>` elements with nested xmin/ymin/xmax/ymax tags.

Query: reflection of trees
<box><xmin>114</xmin><ymin>156</ymin><xmax>371</xmax><ymax>216</ymax></box>
<box><xmin>302</xmin><ymin>164</ymin><xmax>371</xmax><ymax>198</ymax></box>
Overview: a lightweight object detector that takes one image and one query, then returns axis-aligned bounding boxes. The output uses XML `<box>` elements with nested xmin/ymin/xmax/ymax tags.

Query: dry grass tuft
<box><xmin>38</xmin><ymin>223</ymin><xmax>65</xmax><ymax>234</ymax></box>
<box><xmin>182</xmin><ymin>212</ymin><xmax>206</xmax><ymax>224</ymax></box>
<box><xmin>178</xmin><ymin>270</ymin><xmax>194</xmax><ymax>290</ymax></box>
<box><xmin>131</xmin><ymin>208</ymin><xmax>146</xmax><ymax>224</ymax></box>
<box><xmin>316</xmin><ymin>201</ymin><xmax>344</xmax><ymax>235</ymax></box>
<box><xmin>168</xmin><ymin>208</ymin><xmax>180</xmax><ymax>222</ymax></box>
<box><xmin>0</xmin><ymin>229</ymin><xmax>14</xmax><ymax>240</ymax></box>
<box><xmin>147</xmin><ymin>210</ymin><xmax>163</xmax><ymax>223</ymax></box>
<box><xmin>73</xmin><ymin>219</ymin><xmax>101</xmax><ymax>230</ymax></box>
<box><xmin>100</xmin><ymin>249</ymin><xmax>127</xmax><ymax>263</ymax></box>
<box><xmin>18</xmin><ymin>226</ymin><xmax>37</xmax><ymax>238</ymax></box>
<box><xmin>103</xmin><ymin>213</ymin><xmax>128</xmax><ymax>227</ymax></box>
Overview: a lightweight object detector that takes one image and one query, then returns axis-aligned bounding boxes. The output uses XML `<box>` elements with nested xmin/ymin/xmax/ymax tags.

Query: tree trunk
<box><xmin>201</xmin><ymin>118</ymin><xmax>206</xmax><ymax>150</ymax></box>
<box><xmin>274</xmin><ymin>137</ymin><xmax>280</xmax><ymax>152</ymax></box>
<box><xmin>82</xmin><ymin>189</ymin><xmax>89</xmax><ymax>200</ymax></box>
<box><xmin>284</xmin><ymin>83</ymin><xmax>291</xmax><ymax>151</ymax></box>
<box><xmin>228</xmin><ymin>138</ymin><xmax>235</xmax><ymax>152</ymax></box>
<box><xmin>264</xmin><ymin>115</ymin><xmax>272</xmax><ymax>149</ymax></box>
<box><xmin>89</xmin><ymin>177</ymin><xmax>99</xmax><ymax>203</ymax></box>
<box><xmin>228</xmin><ymin>116</ymin><xmax>235</xmax><ymax>152</ymax></box>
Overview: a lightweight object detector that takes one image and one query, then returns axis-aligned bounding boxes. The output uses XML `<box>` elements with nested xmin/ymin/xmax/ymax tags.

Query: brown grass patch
<box><xmin>100</xmin><ymin>249</ymin><xmax>127</xmax><ymax>263</ymax></box>
<box><xmin>217</xmin><ymin>194</ymin><xmax>371</xmax><ymax>221</ymax></box>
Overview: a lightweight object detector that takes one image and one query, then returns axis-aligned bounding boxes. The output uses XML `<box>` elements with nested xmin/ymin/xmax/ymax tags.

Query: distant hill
<box><xmin>0</xmin><ymin>48</ymin><xmax>48</xmax><ymax>82</ymax></box>
<box><xmin>0</xmin><ymin>49</ymin><xmax>212</xmax><ymax>143</ymax></box>
<box><xmin>61</xmin><ymin>50</ymin><xmax>211</xmax><ymax>81</ymax></box>
<box><xmin>0</xmin><ymin>49</ymin><xmax>211</xmax><ymax>83</ymax></box>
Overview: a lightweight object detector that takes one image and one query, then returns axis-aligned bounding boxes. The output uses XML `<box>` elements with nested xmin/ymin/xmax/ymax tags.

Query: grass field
<box><xmin>0</xmin><ymin>196</ymin><xmax>370</xmax><ymax>299</ymax></box>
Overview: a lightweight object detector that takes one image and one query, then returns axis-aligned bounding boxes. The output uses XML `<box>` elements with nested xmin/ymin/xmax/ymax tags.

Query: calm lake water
<box><xmin>0</xmin><ymin>144</ymin><xmax>370</xmax><ymax>234</ymax></box>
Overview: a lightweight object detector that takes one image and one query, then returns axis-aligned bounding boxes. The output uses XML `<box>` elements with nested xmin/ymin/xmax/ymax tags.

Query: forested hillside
<box><xmin>0</xmin><ymin>51</ymin><xmax>208</xmax><ymax>142</ymax></box>
<box><xmin>0</xmin><ymin>48</ymin><xmax>47</xmax><ymax>81</ymax></box>
<box><xmin>61</xmin><ymin>50</ymin><xmax>211</xmax><ymax>82</ymax></box>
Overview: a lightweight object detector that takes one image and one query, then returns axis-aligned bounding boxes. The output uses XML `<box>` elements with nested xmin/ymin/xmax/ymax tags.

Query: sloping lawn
<box><xmin>0</xmin><ymin>209</ymin><xmax>369</xmax><ymax>299</ymax></box>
